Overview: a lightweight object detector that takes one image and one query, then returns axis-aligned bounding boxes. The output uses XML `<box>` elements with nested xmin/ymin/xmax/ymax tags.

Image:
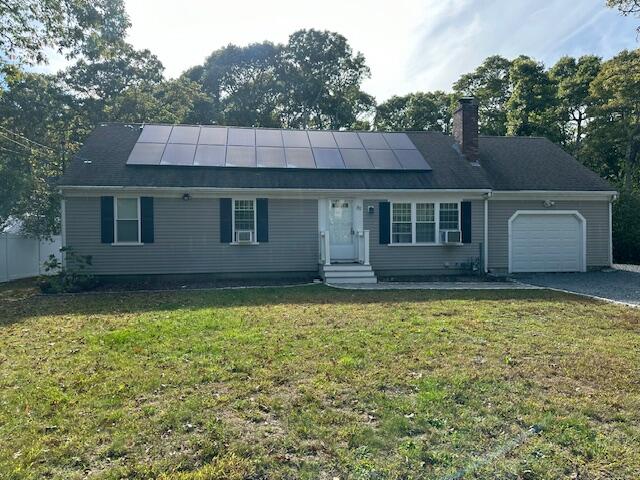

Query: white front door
<box><xmin>328</xmin><ymin>199</ymin><xmax>355</xmax><ymax>261</ymax></box>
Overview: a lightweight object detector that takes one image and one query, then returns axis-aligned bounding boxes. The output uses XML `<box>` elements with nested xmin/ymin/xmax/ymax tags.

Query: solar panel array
<box><xmin>127</xmin><ymin>125</ymin><xmax>431</xmax><ymax>170</ymax></box>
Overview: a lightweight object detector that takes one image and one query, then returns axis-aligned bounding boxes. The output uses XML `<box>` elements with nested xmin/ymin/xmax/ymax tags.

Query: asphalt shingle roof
<box><xmin>58</xmin><ymin>123</ymin><xmax>613</xmax><ymax>192</ymax></box>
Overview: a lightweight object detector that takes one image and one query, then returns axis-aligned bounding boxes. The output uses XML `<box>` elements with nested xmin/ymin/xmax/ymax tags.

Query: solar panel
<box><xmin>138</xmin><ymin>125</ymin><xmax>172</xmax><ymax>143</ymax></box>
<box><xmin>285</xmin><ymin>147</ymin><xmax>315</xmax><ymax>168</ymax></box>
<box><xmin>227</xmin><ymin>128</ymin><xmax>255</xmax><ymax>146</ymax></box>
<box><xmin>368</xmin><ymin>149</ymin><xmax>401</xmax><ymax>169</ymax></box>
<box><xmin>199</xmin><ymin>127</ymin><xmax>227</xmax><ymax>145</ymax></box>
<box><xmin>308</xmin><ymin>131</ymin><xmax>337</xmax><ymax>148</ymax></box>
<box><xmin>282</xmin><ymin>130</ymin><xmax>310</xmax><ymax>148</ymax></box>
<box><xmin>358</xmin><ymin>132</ymin><xmax>389</xmax><ymax>149</ymax></box>
<box><xmin>226</xmin><ymin>146</ymin><xmax>256</xmax><ymax>167</ymax></box>
<box><xmin>168</xmin><ymin>125</ymin><xmax>200</xmax><ymax>144</ymax></box>
<box><xmin>383</xmin><ymin>132</ymin><xmax>416</xmax><ymax>149</ymax></box>
<box><xmin>257</xmin><ymin>147</ymin><xmax>286</xmax><ymax>168</ymax></box>
<box><xmin>256</xmin><ymin>129</ymin><xmax>283</xmax><ymax>147</ymax></box>
<box><xmin>127</xmin><ymin>125</ymin><xmax>431</xmax><ymax>170</ymax></box>
<box><xmin>394</xmin><ymin>149</ymin><xmax>430</xmax><ymax>169</ymax></box>
<box><xmin>194</xmin><ymin>145</ymin><xmax>226</xmax><ymax>166</ymax></box>
<box><xmin>161</xmin><ymin>144</ymin><xmax>196</xmax><ymax>165</ymax></box>
<box><xmin>127</xmin><ymin>142</ymin><xmax>165</xmax><ymax>164</ymax></box>
<box><xmin>340</xmin><ymin>149</ymin><xmax>373</xmax><ymax>169</ymax></box>
<box><xmin>333</xmin><ymin>131</ymin><xmax>364</xmax><ymax>149</ymax></box>
<box><xmin>313</xmin><ymin>148</ymin><xmax>345</xmax><ymax>169</ymax></box>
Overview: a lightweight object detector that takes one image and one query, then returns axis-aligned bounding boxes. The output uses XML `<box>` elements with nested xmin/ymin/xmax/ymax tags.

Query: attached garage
<box><xmin>508</xmin><ymin>211</ymin><xmax>586</xmax><ymax>273</ymax></box>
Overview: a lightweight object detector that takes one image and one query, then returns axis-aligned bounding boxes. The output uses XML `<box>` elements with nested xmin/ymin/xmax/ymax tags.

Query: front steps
<box><xmin>320</xmin><ymin>263</ymin><xmax>377</xmax><ymax>284</ymax></box>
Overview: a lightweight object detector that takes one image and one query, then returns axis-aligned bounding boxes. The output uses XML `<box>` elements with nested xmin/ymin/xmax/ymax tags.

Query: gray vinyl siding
<box><xmin>65</xmin><ymin>196</ymin><xmax>318</xmax><ymax>275</ymax></box>
<box><xmin>487</xmin><ymin>200</ymin><xmax>610</xmax><ymax>271</ymax></box>
<box><xmin>364</xmin><ymin>199</ymin><xmax>485</xmax><ymax>275</ymax></box>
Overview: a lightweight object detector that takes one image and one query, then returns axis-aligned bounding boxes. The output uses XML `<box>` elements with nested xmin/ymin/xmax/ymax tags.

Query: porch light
<box><xmin>367</xmin><ymin>205</ymin><xmax>374</xmax><ymax>214</ymax></box>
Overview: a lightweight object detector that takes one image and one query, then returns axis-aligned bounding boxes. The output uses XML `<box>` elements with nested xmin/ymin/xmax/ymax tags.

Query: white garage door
<box><xmin>510</xmin><ymin>213</ymin><xmax>584</xmax><ymax>273</ymax></box>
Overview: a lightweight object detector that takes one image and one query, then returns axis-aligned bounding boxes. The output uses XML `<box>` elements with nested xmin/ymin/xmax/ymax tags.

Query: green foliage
<box><xmin>453</xmin><ymin>55</ymin><xmax>512</xmax><ymax>135</ymax></box>
<box><xmin>189</xmin><ymin>29</ymin><xmax>374</xmax><ymax>129</ymax></box>
<box><xmin>549</xmin><ymin>55</ymin><xmax>601</xmax><ymax>157</ymax></box>
<box><xmin>506</xmin><ymin>56</ymin><xmax>563</xmax><ymax>142</ymax></box>
<box><xmin>38</xmin><ymin>246</ymin><xmax>98</xmax><ymax>293</ymax></box>
<box><xmin>280</xmin><ymin>29</ymin><xmax>374</xmax><ymax>129</ymax></box>
<box><xmin>0</xmin><ymin>0</ymin><xmax>129</xmax><ymax>67</ymax></box>
<box><xmin>375</xmin><ymin>91</ymin><xmax>453</xmax><ymax>132</ymax></box>
<box><xmin>589</xmin><ymin>49</ymin><xmax>640</xmax><ymax>194</ymax></box>
<box><xmin>612</xmin><ymin>192</ymin><xmax>640</xmax><ymax>263</ymax></box>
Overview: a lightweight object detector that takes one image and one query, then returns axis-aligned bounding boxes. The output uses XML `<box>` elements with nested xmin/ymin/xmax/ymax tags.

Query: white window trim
<box><xmin>230</xmin><ymin>197</ymin><xmax>259</xmax><ymax>245</ymax></box>
<box><xmin>389</xmin><ymin>201</ymin><xmax>461</xmax><ymax>246</ymax></box>
<box><xmin>112</xmin><ymin>196</ymin><xmax>143</xmax><ymax>246</ymax></box>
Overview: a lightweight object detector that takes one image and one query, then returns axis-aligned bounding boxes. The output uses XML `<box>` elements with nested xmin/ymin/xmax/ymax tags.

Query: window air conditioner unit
<box><xmin>440</xmin><ymin>230</ymin><xmax>462</xmax><ymax>244</ymax></box>
<box><xmin>235</xmin><ymin>230</ymin><xmax>254</xmax><ymax>243</ymax></box>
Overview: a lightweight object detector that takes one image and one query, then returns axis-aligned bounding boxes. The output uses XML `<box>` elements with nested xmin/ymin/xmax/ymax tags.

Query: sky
<box><xmin>42</xmin><ymin>0</ymin><xmax>639</xmax><ymax>102</ymax></box>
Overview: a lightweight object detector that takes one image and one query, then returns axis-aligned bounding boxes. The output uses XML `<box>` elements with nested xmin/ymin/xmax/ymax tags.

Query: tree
<box><xmin>0</xmin><ymin>72</ymin><xmax>82</xmax><ymax>236</ymax></box>
<box><xmin>607</xmin><ymin>0</ymin><xmax>640</xmax><ymax>34</ymax></box>
<box><xmin>506</xmin><ymin>56</ymin><xmax>563</xmax><ymax>142</ymax></box>
<box><xmin>189</xmin><ymin>42</ymin><xmax>283</xmax><ymax>127</ymax></box>
<box><xmin>375</xmin><ymin>91</ymin><xmax>453</xmax><ymax>133</ymax></box>
<box><xmin>549</xmin><ymin>55</ymin><xmax>601</xmax><ymax>158</ymax></box>
<box><xmin>280</xmin><ymin>29</ymin><xmax>374</xmax><ymax>129</ymax></box>
<box><xmin>0</xmin><ymin>0</ymin><xmax>129</xmax><ymax>67</ymax></box>
<box><xmin>453</xmin><ymin>55</ymin><xmax>512</xmax><ymax>135</ymax></box>
<box><xmin>107</xmin><ymin>78</ymin><xmax>215</xmax><ymax>124</ymax></box>
<box><xmin>590</xmin><ymin>49</ymin><xmax>640</xmax><ymax>194</ymax></box>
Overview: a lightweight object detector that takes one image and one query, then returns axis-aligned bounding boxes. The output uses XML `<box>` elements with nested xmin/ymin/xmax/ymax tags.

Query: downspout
<box><xmin>609</xmin><ymin>193</ymin><xmax>617</xmax><ymax>267</ymax></box>
<box><xmin>483</xmin><ymin>192</ymin><xmax>492</xmax><ymax>273</ymax></box>
<box><xmin>60</xmin><ymin>198</ymin><xmax>67</xmax><ymax>268</ymax></box>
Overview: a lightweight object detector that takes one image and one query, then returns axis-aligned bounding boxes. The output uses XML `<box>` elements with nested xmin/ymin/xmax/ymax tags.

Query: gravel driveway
<box><xmin>515</xmin><ymin>266</ymin><xmax>640</xmax><ymax>306</ymax></box>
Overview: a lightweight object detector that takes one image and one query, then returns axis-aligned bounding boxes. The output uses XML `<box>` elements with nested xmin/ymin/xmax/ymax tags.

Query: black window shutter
<box><xmin>379</xmin><ymin>201</ymin><xmax>390</xmax><ymax>244</ymax></box>
<box><xmin>140</xmin><ymin>197</ymin><xmax>154</xmax><ymax>243</ymax></box>
<box><xmin>461</xmin><ymin>201</ymin><xmax>472</xmax><ymax>244</ymax></box>
<box><xmin>220</xmin><ymin>198</ymin><xmax>233</xmax><ymax>243</ymax></box>
<box><xmin>256</xmin><ymin>198</ymin><xmax>269</xmax><ymax>242</ymax></box>
<box><xmin>100</xmin><ymin>196</ymin><xmax>114</xmax><ymax>244</ymax></box>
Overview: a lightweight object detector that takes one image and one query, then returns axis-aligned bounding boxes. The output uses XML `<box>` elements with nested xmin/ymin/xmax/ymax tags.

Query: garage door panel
<box><xmin>510</xmin><ymin>213</ymin><xmax>583</xmax><ymax>273</ymax></box>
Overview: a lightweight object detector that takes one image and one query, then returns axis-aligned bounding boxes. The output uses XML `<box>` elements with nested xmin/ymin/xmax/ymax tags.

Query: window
<box><xmin>439</xmin><ymin>203</ymin><xmax>459</xmax><ymax>231</ymax></box>
<box><xmin>115</xmin><ymin>197</ymin><xmax>140</xmax><ymax>243</ymax></box>
<box><xmin>390</xmin><ymin>201</ymin><xmax>460</xmax><ymax>245</ymax></box>
<box><xmin>392</xmin><ymin>202</ymin><xmax>412</xmax><ymax>243</ymax></box>
<box><xmin>234</xmin><ymin>199</ymin><xmax>256</xmax><ymax>242</ymax></box>
<box><xmin>416</xmin><ymin>203</ymin><xmax>436</xmax><ymax>243</ymax></box>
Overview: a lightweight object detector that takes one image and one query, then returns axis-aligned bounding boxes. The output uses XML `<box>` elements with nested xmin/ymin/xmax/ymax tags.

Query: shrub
<box><xmin>38</xmin><ymin>247</ymin><xmax>99</xmax><ymax>293</ymax></box>
<box><xmin>612</xmin><ymin>192</ymin><xmax>640</xmax><ymax>264</ymax></box>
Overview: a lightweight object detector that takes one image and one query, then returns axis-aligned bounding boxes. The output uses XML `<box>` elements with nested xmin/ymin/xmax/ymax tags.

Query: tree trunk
<box><xmin>624</xmin><ymin>124</ymin><xmax>640</xmax><ymax>194</ymax></box>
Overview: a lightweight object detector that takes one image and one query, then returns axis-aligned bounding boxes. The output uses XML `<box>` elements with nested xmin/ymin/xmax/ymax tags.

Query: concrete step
<box><xmin>321</xmin><ymin>264</ymin><xmax>373</xmax><ymax>272</ymax></box>
<box><xmin>326</xmin><ymin>276</ymin><xmax>378</xmax><ymax>285</ymax></box>
<box><xmin>323</xmin><ymin>270</ymin><xmax>376</xmax><ymax>278</ymax></box>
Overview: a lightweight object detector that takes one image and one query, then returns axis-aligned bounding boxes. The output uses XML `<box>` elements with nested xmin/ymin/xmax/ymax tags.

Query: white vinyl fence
<box><xmin>0</xmin><ymin>233</ymin><xmax>62</xmax><ymax>283</ymax></box>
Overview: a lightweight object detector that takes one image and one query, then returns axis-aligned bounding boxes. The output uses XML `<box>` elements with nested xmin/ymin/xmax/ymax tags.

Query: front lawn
<box><xmin>1</xmin><ymin>285</ymin><xmax>639</xmax><ymax>479</ymax></box>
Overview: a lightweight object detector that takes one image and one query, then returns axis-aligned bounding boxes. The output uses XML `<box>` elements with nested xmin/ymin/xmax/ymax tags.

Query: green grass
<box><xmin>1</xmin><ymin>282</ymin><xmax>639</xmax><ymax>479</ymax></box>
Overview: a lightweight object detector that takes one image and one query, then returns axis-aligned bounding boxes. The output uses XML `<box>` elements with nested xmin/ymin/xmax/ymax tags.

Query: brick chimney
<box><xmin>453</xmin><ymin>97</ymin><xmax>479</xmax><ymax>164</ymax></box>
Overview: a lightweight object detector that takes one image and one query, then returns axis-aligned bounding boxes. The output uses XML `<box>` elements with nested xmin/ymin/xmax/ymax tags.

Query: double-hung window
<box><xmin>439</xmin><ymin>203</ymin><xmax>460</xmax><ymax>231</ymax></box>
<box><xmin>115</xmin><ymin>197</ymin><xmax>140</xmax><ymax>243</ymax></box>
<box><xmin>391</xmin><ymin>203</ymin><xmax>412</xmax><ymax>243</ymax></box>
<box><xmin>416</xmin><ymin>203</ymin><xmax>436</xmax><ymax>243</ymax></box>
<box><xmin>390</xmin><ymin>201</ymin><xmax>460</xmax><ymax>245</ymax></box>
<box><xmin>233</xmin><ymin>199</ymin><xmax>256</xmax><ymax>242</ymax></box>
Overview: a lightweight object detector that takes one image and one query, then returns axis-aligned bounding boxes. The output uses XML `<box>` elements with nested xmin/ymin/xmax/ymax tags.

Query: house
<box><xmin>58</xmin><ymin>98</ymin><xmax>616</xmax><ymax>284</ymax></box>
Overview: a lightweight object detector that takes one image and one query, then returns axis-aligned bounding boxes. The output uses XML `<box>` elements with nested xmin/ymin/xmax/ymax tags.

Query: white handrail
<box><xmin>319</xmin><ymin>231</ymin><xmax>331</xmax><ymax>266</ymax></box>
<box><xmin>355</xmin><ymin>230</ymin><xmax>370</xmax><ymax>265</ymax></box>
